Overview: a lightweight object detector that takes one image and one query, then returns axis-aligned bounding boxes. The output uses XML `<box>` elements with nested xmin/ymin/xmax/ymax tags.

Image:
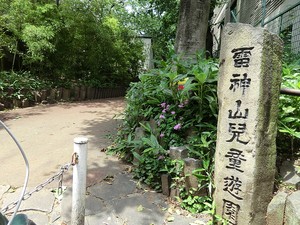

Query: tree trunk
<box><xmin>175</xmin><ymin>0</ymin><xmax>211</xmax><ymax>58</ymax></box>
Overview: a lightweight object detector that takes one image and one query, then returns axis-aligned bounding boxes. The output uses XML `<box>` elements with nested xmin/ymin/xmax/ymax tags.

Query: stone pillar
<box><xmin>132</xmin><ymin>127</ymin><xmax>146</xmax><ymax>165</ymax></box>
<box><xmin>214</xmin><ymin>23</ymin><xmax>282</xmax><ymax>225</ymax></box>
<box><xmin>169</xmin><ymin>146</ymin><xmax>188</xmax><ymax>160</ymax></box>
<box><xmin>169</xmin><ymin>146</ymin><xmax>188</xmax><ymax>198</ymax></box>
<box><xmin>184</xmin><ymin>158</ymin><xmax>206</xmax><ymax>196</ymax></box>
<box><xmin>161</xmin><ymin>174</ymin><xmax>171</xmax><ymax>196</ymax></box>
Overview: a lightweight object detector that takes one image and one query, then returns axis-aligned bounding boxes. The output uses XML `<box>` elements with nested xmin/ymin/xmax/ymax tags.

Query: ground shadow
<box><xmin>0</xmin><ymin>98</ymin><xmax>184</xmax><ymax>225</ymax></box>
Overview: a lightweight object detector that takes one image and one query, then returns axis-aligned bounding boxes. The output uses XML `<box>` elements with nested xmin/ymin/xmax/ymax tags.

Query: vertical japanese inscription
<box><xmin>228</xmin><ymin>100</ymin><xmax>249</xmax><ymax>119</ymax></box>
<box><xmin>231</xmin><ymin>47</ymin><xmax>254</xmax><ymax>67</ymax></box>
<box><xmin>222</xmin><ymin>199</ymin><xmax>240</xmax><ymax>225</ymax></box>
<box><xmin>225</xmin><ymin>148</ymin><xmax>246</xmax><ymax>172</ymax></box>
<box><xmin>221</xmin><ymin>46</ymin><xmax>254</xmax><ymax>224</ymax></box>
<box><xmin>223</xmin><ymin>176</ymin><xmax>243</xmax><ymax>200</ymax></box>
<box><xmin>229</xmin><ymin>73</ymin><xmax>251</xmax><ymax>95</ymax></box>
<box><xmin>226</xmin><ymin>122</ymin><xmax>249</xmax><ymax>145</ymax></box>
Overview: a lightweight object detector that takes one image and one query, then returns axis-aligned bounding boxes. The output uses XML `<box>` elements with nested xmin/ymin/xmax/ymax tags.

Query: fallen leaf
<box><xmin>103</xmin><ymin>175</ymin><xmax>114</xmax><ymax>184</ymax></box>
<box><xmin>175</xmin><ymin>209</ymin><xmax>181</xmax><ymax>215</ymax></box>
<box><xmin>166</xmin><ymin>216</ymin><xmax>175</xmax><ymax>222</ymax></box>
<box><xmin>167</xmin><ymin>208</ymin><xmax>174</xmax><ymax>214</ymax></box>
<box><xmin>137</xmin><ymin>205</ymin><xmax>144</xmax><ymax>212</ymax></box>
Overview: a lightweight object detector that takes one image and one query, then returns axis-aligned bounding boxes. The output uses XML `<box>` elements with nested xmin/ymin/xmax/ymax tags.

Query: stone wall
<box><xmin>0</xmin><ymin>86</ymin><xmax>126</xmax><ymax>110</ymax></box>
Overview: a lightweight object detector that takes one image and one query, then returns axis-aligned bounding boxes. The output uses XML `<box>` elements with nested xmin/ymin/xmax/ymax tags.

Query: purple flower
<box><xmin>159</xmin><ymin>133</ymin><xmax>165</xmax><ymax>138</ymax></box>
<box><xmin>166</xmin><ymin>105</ymin><xmax>170</xmax><ymax>110</ymax></box>
<box><xmin>174</xmin><ymin>123</ymin><xmax>182</xmax><ymax>130</ymax></box>
<box><xmin>162</xmin><ymin>109</ymin><xmax>166</xmax><ymax>113</ymax></box>
<box><xmin>171</xmin><ymin>111</ymin><xmax>175</xmax><ymax>115</ymax></box>
<box><xmin>159</xmin><ymin>114</ymin><xmax>165</xmax><ymax>119</ymax></box>
<box><xmin>178</xmin><ymin>104</ymin><xmax>184</xmax><ymax>108</ymax></box>
<box><xmin>161</xmin><ymin>102</ymin><xmax>167</xmax><ymax>108</ymax></box>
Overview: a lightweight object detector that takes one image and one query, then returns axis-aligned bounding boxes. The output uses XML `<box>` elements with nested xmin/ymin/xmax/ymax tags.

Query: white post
<box><xmin>71</xmin><ymin>137</ymin><xmax>88</xmax><ymax>225</ymax></box>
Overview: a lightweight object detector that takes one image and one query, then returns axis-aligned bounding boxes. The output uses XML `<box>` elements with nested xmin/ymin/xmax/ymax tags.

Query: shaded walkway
<box><xmin>0</xmin><ymin>98</ymin><xmax>209</xmax><ymax>224</ymax></box>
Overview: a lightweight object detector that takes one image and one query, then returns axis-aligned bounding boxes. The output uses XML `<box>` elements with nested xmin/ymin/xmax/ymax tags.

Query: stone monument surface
<box><xmin>214</xmin><ymin>23</ymin><xmax>282</xmax><ymax>225</ymax></box>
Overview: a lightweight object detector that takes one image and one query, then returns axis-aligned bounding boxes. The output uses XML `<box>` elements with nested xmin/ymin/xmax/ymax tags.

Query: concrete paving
<box><xmin>0</xmin><ymin>99</ymin><xmax>210</xmax><ymax>225</ymax></box>
<box><xmin>1</xmin><ymin>169</ymin><xmax>210</xmax><ymax>225</ymax></box>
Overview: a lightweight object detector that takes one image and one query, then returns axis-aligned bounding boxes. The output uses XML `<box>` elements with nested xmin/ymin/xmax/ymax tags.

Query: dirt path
<box><xmin>0</xmin><ymin>98</ymin><xmax>125</xmax><ymax>188</ymax></box>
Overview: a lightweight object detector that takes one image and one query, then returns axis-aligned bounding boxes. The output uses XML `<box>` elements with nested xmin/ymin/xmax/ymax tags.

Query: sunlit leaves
<box><xmin>22</xmin><ymin>25</ymin><xmax>55</xmax><ymax>62</ymax></box>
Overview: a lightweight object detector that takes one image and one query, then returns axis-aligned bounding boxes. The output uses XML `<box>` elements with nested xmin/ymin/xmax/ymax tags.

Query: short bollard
<box><xmin>71</xmin><ymin>137</ymin><xmax>88</xmax><ymax>225</ymax></box>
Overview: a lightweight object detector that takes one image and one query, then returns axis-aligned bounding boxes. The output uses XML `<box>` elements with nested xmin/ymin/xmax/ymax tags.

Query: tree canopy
<box><xmin>0</xmin><ymin>0</ymin><xmax>144</xmax><ymax>87</ymax></box>
<box><xmin>122</xmin><ymin>0</ymin><xmax>180</xmax><ymax>60</ymax></box>
<box><xmin>0</xmin><ymin>0</ymin><xmax>221</xmax><ymax>86</ymax></box>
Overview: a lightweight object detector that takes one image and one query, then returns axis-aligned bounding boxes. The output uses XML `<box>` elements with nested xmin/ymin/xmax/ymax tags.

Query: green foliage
<box><xmin>0</xmin><ymin>71</ymin><xmax>47</xmax><ymax>103</ymax></box>
<box><xmin>278</xmin><ymin>59</ymin><xmax>300</xmax><ymax>156</ymax></box>
<box><xmin>203</xmin><ymin>201</ymin><xmax>229</xmax><ymax>225</ymax></box>
<box><xmin>0</xmin><ymin>0</ymin><xmax>144</xmax><ymax>87</ymax></box>
<box><xmin>170</xmin><ymin>152</ymin><xmax>215</xmax><ymax>214</ymax></box>
<box><xmin>123</xmin><ymin>0</ymin><xmax>180</xmax><ymax>60</ymax></box>
<box><xmin>179</xmin><ymin>190</ymin><xmax>211</xmax><ymax>214</ymax></box>
<box><xmin>193</xmin><ymin>156</ymin><xmax>214</xmax><ymax>196</ymax></box>
<box><xmin>110</xmin><ymin>52</ymin><xmax>219</xmax><ymax>212</ymax></box>
<box><xmin>132</xmin><ymin>123</ymin><xmax>171</xmax><ymax>190</ymax></box>
<box><xmin>0</xmin><ymin>0</ymin><xmax>59</xmax><ymax>70</ymax></box>
<box><xmin>45</xmin><ymin>0</ymin><xmax>144</xmax><ymax>85</ymax></box>
<box><xmin>22</xmin><ymin>24</ymin><xmax>55</xmax><ymax>63</ymax></box>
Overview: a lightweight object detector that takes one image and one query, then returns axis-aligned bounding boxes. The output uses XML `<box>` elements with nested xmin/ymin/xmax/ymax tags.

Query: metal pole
<box><xmin>71</xmin><ymin>137</ymin><xmax>88</xmax><ymax>225</ymax></box>
<box><xmin>280</xmin><ymin>88</ymin><xmax>300</xmax><ymax>96</ymax></box>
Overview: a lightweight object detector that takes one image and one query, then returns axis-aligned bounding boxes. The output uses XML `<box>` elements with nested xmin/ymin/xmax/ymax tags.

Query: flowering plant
<box><xmin>110</xmin><ymin>52</ymin><xmax>219</xmax><ymax>198</ymax></box>
<box><xmin>156</xmin><ymin>100</ymin><xmax>190</xmax><ymax>147</ymax></box>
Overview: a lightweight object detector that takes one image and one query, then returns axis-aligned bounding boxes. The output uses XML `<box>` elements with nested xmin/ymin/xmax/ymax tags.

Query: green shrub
<box><xmin>111</xmin><ymin>54</ymin><xmax>300</xmax><ymax>214</ymax></box>
<box><xmin>0</xmin><ymin>71</ymin><xmax>47</xmax><ymax>104</ymax></box>
<box><xmin>109</xmin><ymin>52</ymin><xmax>219</xmax><ymax>212</ymax></box>
<box><xmin>277</xmin><ymin>59</ymin><xmax>300</xmax><ymax>157</ymax></box>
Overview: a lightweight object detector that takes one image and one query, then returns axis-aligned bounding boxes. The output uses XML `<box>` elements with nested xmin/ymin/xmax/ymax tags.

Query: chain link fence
<box><xmin>212</xmin><ymin>1</ymin><xmax>300</xmax><ymax>57</ymax></box>
<box><xmin>263</xmin><ymin>2</ymin><xmax>300</xmax><ymax>55</ymax></box>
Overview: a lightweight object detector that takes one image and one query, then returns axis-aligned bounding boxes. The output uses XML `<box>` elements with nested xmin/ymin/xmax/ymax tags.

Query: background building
<box><xmin>211</xmin><ymin>0</ymin><xmax>300</xmax><ymax>57</ymax></box>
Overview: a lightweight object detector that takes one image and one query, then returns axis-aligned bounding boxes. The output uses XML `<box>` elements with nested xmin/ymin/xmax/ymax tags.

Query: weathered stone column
<box><xmin>214</xmin><ymin>23</ymin><xmax>282</xmax><ymax>225</ymax></box>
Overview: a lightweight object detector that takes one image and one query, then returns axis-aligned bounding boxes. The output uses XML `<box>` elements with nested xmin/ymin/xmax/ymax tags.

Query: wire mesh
<box><xmin>213</xmin><ymin>1</ymin><xmax>300</xmax><ymax>57</ymax></box>
<box><xmin>264</xmin><ymin>3</ymin><xmax>300</xmax><ymax>55</ymax></box>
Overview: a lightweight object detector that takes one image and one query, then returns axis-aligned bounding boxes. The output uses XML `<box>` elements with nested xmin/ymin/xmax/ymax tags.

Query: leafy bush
<box><xmin>110</xmin><ymin>53</ymin><xmax>300</xmax><ymax>214</ymax></box>
<box><xmin>109</xmin><ymin>53</ymin><xmax>219</xmax><ymax>211</ymax></box>
<box><xmin>277</xmin><ymin>59</ymin><xmax>300</xmax><ymax>157</ymax></box>
<box><xmin>131</xmin><ymin>123</ymin><xmax>172</xmax><ymax>190</ymax></box>
<box><xmin>0</xmin><ymin>71</ymin><xmax>47</xmax><ymax>104</ymax></box>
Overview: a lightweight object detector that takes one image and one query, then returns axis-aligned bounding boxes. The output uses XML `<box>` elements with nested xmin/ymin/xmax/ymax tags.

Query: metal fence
<box><xmin>262</xmin><ymin>2</ymin><xmax>300</xmax><ymax>55</ymax></box>
<box><xmin>212</xmin><ymin>1</ymin><xmax>300</xmax><ymax>57</ymax></box>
